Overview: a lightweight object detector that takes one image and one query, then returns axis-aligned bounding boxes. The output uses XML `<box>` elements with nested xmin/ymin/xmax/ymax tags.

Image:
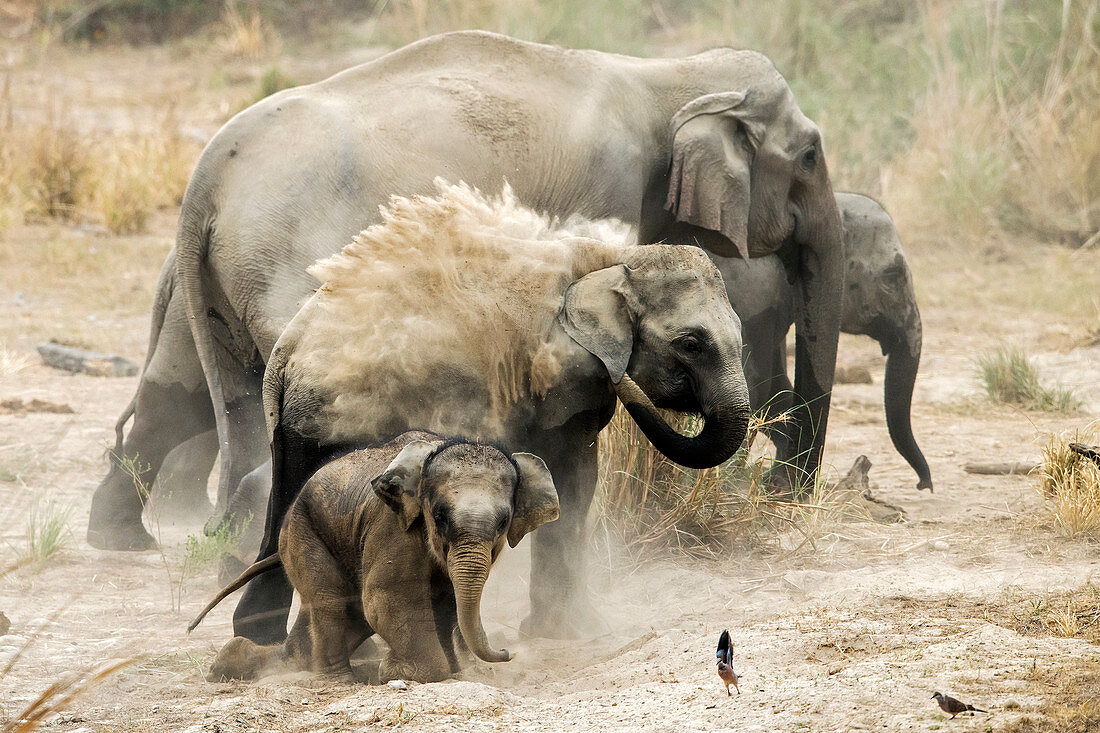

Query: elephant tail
<box><xmin>113</xmin><ymin>250</ymin><xmax>179</xmax><ymax>456</ymax></box>
<box><xmin>175</xmin><ymin>195</ymin><xmax>234</xmax><ymax>498</ymax></box>
<box><xmin>187</xmin><ymin>553</ymin><xmax>283</xmax><ymax>633</ymax></box>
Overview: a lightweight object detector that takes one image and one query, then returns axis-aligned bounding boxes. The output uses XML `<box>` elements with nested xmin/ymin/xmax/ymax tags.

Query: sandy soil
<box><xmin>1</xmin><ymin>32</ymin><xmax>1099</xmax><ymax>733</ymax></box>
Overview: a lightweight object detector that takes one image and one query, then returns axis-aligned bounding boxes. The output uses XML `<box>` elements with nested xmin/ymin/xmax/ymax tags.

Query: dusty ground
<box><xmin>1</xmin><ymin>31</ymin><xmax>1099</xmax><ymax>733</ymax></box>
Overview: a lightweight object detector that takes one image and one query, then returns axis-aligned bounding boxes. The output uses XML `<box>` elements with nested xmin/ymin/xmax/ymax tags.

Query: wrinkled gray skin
<box><xmin>240</xmin><ymin>243</ymin><xmax>751</xmax><ymax>642</ymax></box>
<box><xmin>191</xmin><ymin>431</ymin><xmax>559</xmax><ymax>683</ymax></box>
<box><xmin>714</xmin><ymin>193</ymin><xmax>932</xmax><ymax>490</ymax></box>
<box><xmin>87</xmin><ymin>30</ymin><xmax>844</xmax><ymax>555</ymax></box>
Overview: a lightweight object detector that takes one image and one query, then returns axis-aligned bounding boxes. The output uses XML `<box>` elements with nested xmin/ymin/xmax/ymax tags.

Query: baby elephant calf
<box><xmin>189</xmin><ymin>430</ymin><xmax>559</xmax><ymax>683</ymax></box>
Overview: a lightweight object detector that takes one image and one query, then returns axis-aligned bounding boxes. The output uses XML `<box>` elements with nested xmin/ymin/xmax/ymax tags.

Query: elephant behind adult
<box><xmin>715</xmin><ymin>192</ymin><xmax>932</xmax><ymax>490</ymax></box>
<box><xmin>89</xmin><ymin>31</ymin><xmax>843</xmax><ymax>557</ymax></box>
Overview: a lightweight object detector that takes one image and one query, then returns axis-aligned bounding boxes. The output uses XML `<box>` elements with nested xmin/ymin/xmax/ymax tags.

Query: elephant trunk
<box><xmin>614</xmin><ymin>372</ymin><xmax>750</xmax><ymax>470</ymax></box>
<box><xmin>883</xmin><ymin>317</ymin><xmax>933</xmax><ymax>491</ymax></box>
<box><xmin>448</xmin><ymin>541</ymin><xmax>510</xmax><ymax>663</ymax></box>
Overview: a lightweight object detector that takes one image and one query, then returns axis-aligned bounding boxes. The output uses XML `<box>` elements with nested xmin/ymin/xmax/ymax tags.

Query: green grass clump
<box><xmin>977</xmin><ymin>348</ymin><xmax>1080</xmax><ymax>412</ymax></box>
<box><xmin>19</xmin><ymin>500</ymin><xmax>74</xmax><ymax>566</ymax></box>
<box><xmin>254</xmin><ymin>66</ymin><xmax>296</xmax><ymax>102</ymax></box>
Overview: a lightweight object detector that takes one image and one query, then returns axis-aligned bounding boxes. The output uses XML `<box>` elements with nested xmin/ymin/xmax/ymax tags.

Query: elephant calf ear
<box><xmin>665</xmin><ymin>91</ymin><xmax>755</xmax><ymax>260</ymax></box>
<box><xmin>507</xmin><ymin>453</ymin><xmax>559</xmax><ymax>548</ymax></box>
<box><xmin>372</xmin><ymin>440</ymin><xmax>437</xmax><ymax>531</ymax></box>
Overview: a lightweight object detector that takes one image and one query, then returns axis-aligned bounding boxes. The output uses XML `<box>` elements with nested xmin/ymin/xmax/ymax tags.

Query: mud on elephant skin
<box><xmin>88</xmin><ymin>28</ymin><xmax>845</xmax><ymax>552</ymax></box>
<box><xmin>234</xmin><ymin>185</ymin><xmax>751</xmax><ymax>644</ymax></box>
<box><xmin>190</xmin><ymin>430</ymin><xmax>559</xmax><ymax>683</ymax></box>
<box><xmin>712</xmin><ymin>192</ymin><xmax>932</xmax><ymax>490</ymax></box>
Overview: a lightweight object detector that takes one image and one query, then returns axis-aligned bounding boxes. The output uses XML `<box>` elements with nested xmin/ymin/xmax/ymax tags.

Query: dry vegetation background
<box><xmin>0</xmin><ymin>1</ymin><xmax>1098</xmax><ymax>731</ymax></box>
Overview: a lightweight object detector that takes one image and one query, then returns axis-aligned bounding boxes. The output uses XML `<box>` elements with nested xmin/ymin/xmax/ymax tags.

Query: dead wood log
<box><xmin>36</xmin><ymin>342</ymin><xmax>138</xmax><ymax>377</ymax></box>
<box><xmin>963</xmin><ymin>461</ymin><xmax>1039</xmax><ymax>476</ymax></box>
<box><xmin>1070</xmin><ymin>443</ymin><xmax>1100</xmax><ymax>468</ymax></box>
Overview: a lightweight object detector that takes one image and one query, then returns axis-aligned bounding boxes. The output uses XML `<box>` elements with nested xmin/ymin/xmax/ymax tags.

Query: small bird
<box><xmin>716</xmin><ymin>629</ymin><xmax>740</xmax><ymax>696</ymax></box>
<box><xmin>932</xmin><ymin>692</ymin><xmax>987</xmax><ymax>719</ymax></box>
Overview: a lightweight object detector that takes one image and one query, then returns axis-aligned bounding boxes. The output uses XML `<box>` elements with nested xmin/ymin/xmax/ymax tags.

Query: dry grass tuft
<box><xmin>0</xmin><ymin>97</ymin><xmax>199</xmax><ymax>235</ymax></box>
<box><xmin>594</xmin><ymin>407</ymin><xmax>872</xmax><ymax>560</ymax></box>
<box><xmin>1</xmin><ymin>658</ymin><xmax>135</xmax><ymax>732</ymax></box>
<box><xmin>0</xmin><ymin>345</ymin><xmax>32</xmax><ymax>377</ymax></box>
<box><xmin>977</xmin><ymin>347</ymin><xmax>1080</xmax><ymax>412</ymax></box>
<box><xmin>1040</xmin><ymin>426</ymin><xmax>1100</xmax><ymax>539</ymax></box>
<box><xmin>1000</xmin><ymin>666</ymin><xmax>1100</xmax><ymax>733</ymax></box>
<box><xmin>217</xmin><ymin>0</ymin><xmax>280</xmax><ymax>60</ymax></box>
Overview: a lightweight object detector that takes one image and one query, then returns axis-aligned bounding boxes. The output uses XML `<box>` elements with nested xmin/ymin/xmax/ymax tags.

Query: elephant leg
<box><xmin>88</xmin><ymin>295</ymin><xmax>215</xmax><ymax>550</ymax></box>
<box><xmin>430</xmin><ymin>571</ymin><xmax>461</xmax><ymax>674</ymax></box>
<box><xmin>146</xmin><ymin>430</ymin><xmax>217</xmax><ymax>527</ymax></box>
<box><xmin>206</xmin><ymin>356</ymin><xmax>268</xmax><ymax>535</ymax></box>
<box><xmin>372</xmin><ymin>586</ymin><xmax>451</xmax><ymax>683</ymax></box>
<box><xmin>233</xmin><ymin>427</ymin><xmax>328</xmax><ymax>644</ymax></box>
<box><xmin>216</xmin><ymin>460</ymin><xmax>271</xmax><ymax>586</ymax></box>
<box><xmin>741</xmin><ymin>315</ymin><xmax>795</xmax><ymax>462</ymax></box>
<box><xmin>522</xmin><ymin>433</ymin><xmax>598</xmax><ymax>639</ymax></box>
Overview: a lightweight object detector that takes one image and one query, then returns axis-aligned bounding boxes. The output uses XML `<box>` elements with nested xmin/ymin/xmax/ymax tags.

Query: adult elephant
<box><xmin>715</xmin><ymin>193</ymin><xmax>932</xmax><ymax>490</ymax></box>
<box><xmin>87</xmin><ymin>31</ymin><xmax>843</xmax><ymax>552</ymax></box>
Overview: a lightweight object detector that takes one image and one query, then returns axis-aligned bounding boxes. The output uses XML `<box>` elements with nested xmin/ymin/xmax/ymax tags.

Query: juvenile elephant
<box><xmin>715</xmin><ymin>193</ymin><xmax>932</xmax><ymax>490</ymax></box>
<box><xmin>234</xmin><ymin>184</ymin><xmax>751</xmax><ymax>643</ymax></box>
<box><xmin>88</xmin><ymin>29</ymin><xmax>844</xmax><ymax>554</ymax></box>
<box><xmin>189</xmin><ymin>430</ymin><xmax>558</xmax><ymax>682</ymax></box>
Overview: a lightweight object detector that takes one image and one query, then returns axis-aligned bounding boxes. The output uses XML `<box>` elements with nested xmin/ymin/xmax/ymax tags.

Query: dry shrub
<box><xmin>1040</xmin><ymin>425</ymin><xmax>1100</xmax><ymax>539</ymax></box>
<box><xmin>0</xmin><ymin>104</ymin><xmax>199</xmax><ymax>235</ymax></box>
<box><xmin>884</xmin><ymin>0</ymin><xmax>1099</xmax><ymax>250</ymax></box>
<box><xmin>217</xmin><ymin>0</ymin><xmax>280</xmax><ymax>60</ymax></box>
<box><xmin>595</xmin><ymin>406</ymin><xmax>871</xmax><ymax>560</ymax></box>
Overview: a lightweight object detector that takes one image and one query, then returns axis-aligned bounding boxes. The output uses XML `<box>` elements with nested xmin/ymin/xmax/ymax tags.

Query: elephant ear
<box><xmin>557</xmin><ymin>265</ymin><xmax>633</xmax><ymax>384</ymax></box>
<box><xmin>372</xmin><ymin>440</ymin><xmax>438</xmax><ymax>531</ymax></box>
<box><xmin>665</xmin><ymin>90</ymin><xmax>759</xmax><ymax>260</ymax></box>
<box><xmin>507</xmin><ymin>452</ymin><xmax>559</xmax><ymax>548</ymax></box>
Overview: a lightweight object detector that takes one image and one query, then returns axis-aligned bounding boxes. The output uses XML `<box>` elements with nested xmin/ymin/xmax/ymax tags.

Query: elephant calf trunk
<box><xmin>449</xmin><ymin>543</ymin><xmax>510</xmax><ymax>663</ymax></box>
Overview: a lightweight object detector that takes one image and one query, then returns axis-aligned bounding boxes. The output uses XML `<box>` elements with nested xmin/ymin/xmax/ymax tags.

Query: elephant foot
<box><xmin>207</xmin><ymin>636</ymin><xmax>284</xmax><ymax>681</ymax></box>
<box><xmin>86</xmin><ymin>521</ymin><xmax>158</xmax><ymax>551</ymax></box>
<box><xmin>379</xmin><ymin>655</ymin><xmax>449</xmax><ymax>684</ymax></box>
<box><xmin>203</xmin><ymin>506</ymin><xmax>229</xmax><ymax>537</ymax></box>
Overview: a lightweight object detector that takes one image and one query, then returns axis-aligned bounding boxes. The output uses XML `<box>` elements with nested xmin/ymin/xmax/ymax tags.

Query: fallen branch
<box><xmin>1069</xmin><ymin>443</ymin><xmax>1100</xmax><ymax>468</ymax></box>
<box><xmin>964</xmin><ymin>461</ymin><xmax>1039</xmax><ymax>476</ymax></box>
<box><xmin>36</xmin><ymin>343</ymin><xmax>137</xmax><ymax>378</ymax></box>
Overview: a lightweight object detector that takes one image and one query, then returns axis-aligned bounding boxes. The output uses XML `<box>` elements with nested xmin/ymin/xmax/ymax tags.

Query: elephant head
<box><xmin>657</xmin><ymin>67</ymin><xmax>845</xmax><ymax>488</ymax></box>
<box><xmin>837</xmin><ymin>193</ymin><xmax>932</xmax><ymax>491</ymax></box>
<box><xmin>372</xmin><ymin>440</ymin><xmax>558</xmax><ymax>663</ymax></box>
<box><xmin>559</xmin><ymin>244</ymin><xmax>751</xmax><ymax>469</ymax></box>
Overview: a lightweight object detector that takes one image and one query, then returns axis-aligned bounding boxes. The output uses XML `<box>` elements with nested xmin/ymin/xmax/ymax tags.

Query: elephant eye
<box><xmin>676</xmin><ymin>334</ymin><xmax>703</xmax><ymax>355</ymax></box>
<box><xmin>497</xmin><ymin>515</ymin><xmax>509</xmax><ymax>535</ymax></box>
<box><xmin>800</xmin><ymin>147</ymin><xmax>818</xmax><ymax>172</ymax></box>
<box><xmin>433</xmin><ymin>508</ymin><xmax>450</xmax><ymax>534</ymax></box>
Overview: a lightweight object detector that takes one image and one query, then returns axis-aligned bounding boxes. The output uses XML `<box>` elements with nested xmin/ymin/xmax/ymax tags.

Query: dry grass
<box><xmin>1</xmin><ymin>659</ymin><xmax>135</xmax><ymax>733</ymax></box>
<box><xmin>594</xmin><ymin>407</ymin><xmax>873</xmax><ymax>560</ymax></box>
<box><xmin>883</xmin><ymin>0</ymin><xmax>1099</xmax><ymax>252</ymax></box>
<box><xmin>0</xmin><ymin>345</ymin><xmax>32</xmax><ymax>377</ymax></box>
<box><xmin>0</xmin><ymin>78</ymin><xmax>199</xmax><ymax>237</ymax></box>
<box><xmin>1001</xmin><ymin>666</ymin><xmax>1100</xmax><ymax>733</ymax></box>
<box><xmin>217</xmin><ymin>0</ymin><xmax>280</xmax><ymax>60</ymax></box>
<box><xmin>1039</xmin><ymin>426</ymin><xmax>1100</xmax><ymax>539</ymax></box>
